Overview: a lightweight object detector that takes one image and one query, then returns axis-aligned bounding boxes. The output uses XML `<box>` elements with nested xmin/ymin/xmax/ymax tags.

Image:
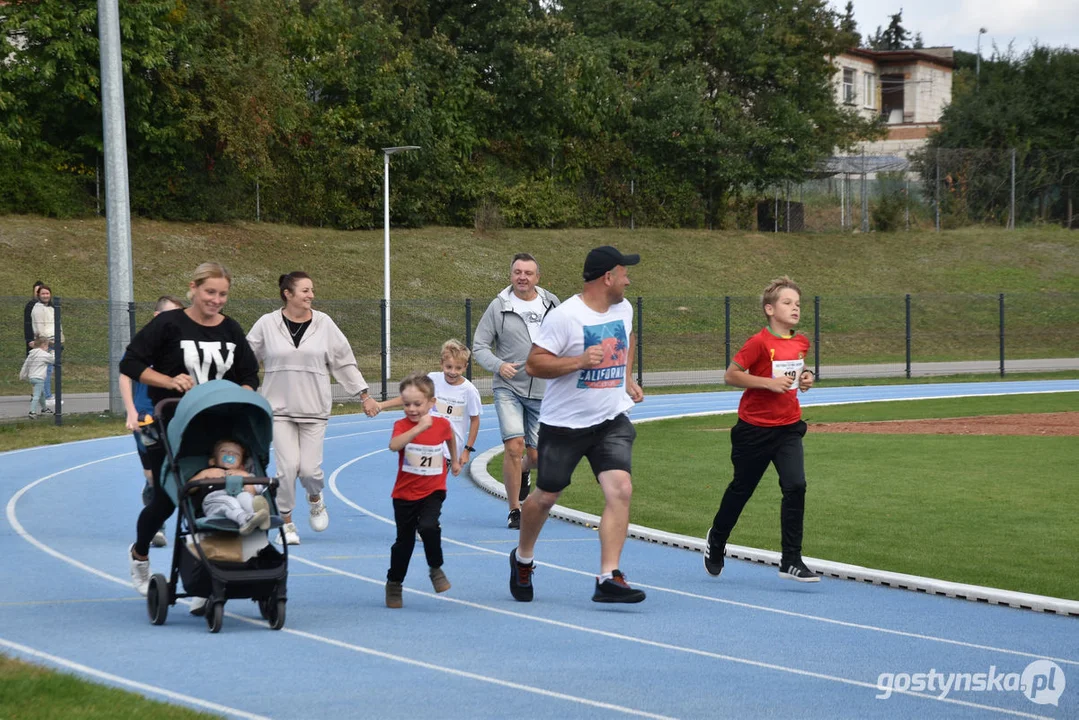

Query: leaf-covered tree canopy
<box><xmin>0</xmin><ymin>0</ymin><xmax>880</xmax><ymax>226</ymax></box>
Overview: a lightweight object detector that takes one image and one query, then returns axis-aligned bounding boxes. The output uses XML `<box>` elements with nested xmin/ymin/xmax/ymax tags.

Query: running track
<box><xmin>2</xmin><ymin>381</ymin><xmax>1077</xmax><ymax>719</ymax></box>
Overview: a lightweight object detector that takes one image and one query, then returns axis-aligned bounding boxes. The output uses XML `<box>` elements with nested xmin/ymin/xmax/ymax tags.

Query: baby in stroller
<box><xmin>193</xmin><ymin>439</ymin><xmax>271</xmax><ymax>536</ymax></box>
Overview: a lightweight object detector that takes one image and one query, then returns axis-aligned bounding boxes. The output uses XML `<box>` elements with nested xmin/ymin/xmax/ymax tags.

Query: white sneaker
<box><xmin>151</xmin><ymin>529</ymin><xmax>168</xmax><ymax>547</ymax></box>
<box><xmin>309</xmin><ymin>494</ymin><xmax>329</xmax><ymax>532</ymax></box>
<box><xmin>129</xmin><ymin>544</ymin><xmax>150</xmax><ymax>596</ymax></box>
<box><xmin>281</xmin><ymin>522</ymin><xmax>300</xmax><ymax>545</ymax></box>
<box><xmin>239</xmin><ymin>508</ymin><xmax>269</xmax><ymax>536</ymax></box>
<box><xmin>189</xmin><ymin>597</ymin><xmax>207</xmax><ymax>616</ymax></box>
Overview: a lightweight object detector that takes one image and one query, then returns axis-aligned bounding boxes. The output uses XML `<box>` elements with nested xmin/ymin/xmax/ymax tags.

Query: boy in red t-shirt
<box><xmin>385</xmin><ymin>372</ymin><xmax>462</xmax><ymax>608</ymax></box>
<box><xmin>704</xmin><ymin>276</ymin><xmax>820</xmax><ymax>582</ymax></box>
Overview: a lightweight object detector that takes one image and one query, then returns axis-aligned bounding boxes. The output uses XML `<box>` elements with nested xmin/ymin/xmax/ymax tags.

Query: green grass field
<box><xmin>2</xmin><ymin>217</ymin><xmax>1077</xmax><ymax>395</ymax></box>
<box><xmin>491</xmin><ymin>392</ymin><xmax>1079</xmax><ymax>600</ymax></box>
<box><xmin>0</xmin><ymin>655</ymin><xmax>219</xmax><ymax>720</ymax></box>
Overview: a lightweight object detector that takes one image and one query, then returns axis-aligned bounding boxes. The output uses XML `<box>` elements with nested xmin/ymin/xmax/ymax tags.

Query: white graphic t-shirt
<box><xmin>534</xmin><ymin>295</ymin><xmax>635</xmax><ymax>429</ymax></box>
<box><xmin>428</xmin><ymin>372</ymin><xmax>482</xmax><ymax>458</ymax></box>
<box><xmin>509</xmin><ymin>293</ymin><xmax>547</xmax><ymax>342</ymax></box>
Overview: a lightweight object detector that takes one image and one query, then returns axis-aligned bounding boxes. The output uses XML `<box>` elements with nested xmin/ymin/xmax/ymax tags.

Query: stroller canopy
<box><xmin>166</xmin><ymin>380</ymin><xmax>274</xmax><ymax>474</ymax></box>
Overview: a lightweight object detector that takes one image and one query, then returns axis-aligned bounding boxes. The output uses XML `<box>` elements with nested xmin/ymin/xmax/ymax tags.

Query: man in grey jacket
<box><xmin>473</xmin><ymin>253</ymin><xmax>560</xmax><ymax>529</ymax></box>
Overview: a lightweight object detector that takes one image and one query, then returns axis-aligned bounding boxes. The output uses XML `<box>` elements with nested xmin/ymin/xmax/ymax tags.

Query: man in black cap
<box><xmin>509</xmin><ymin>246</ymin><xmax>647</xmax><ymax>604</ymax></box>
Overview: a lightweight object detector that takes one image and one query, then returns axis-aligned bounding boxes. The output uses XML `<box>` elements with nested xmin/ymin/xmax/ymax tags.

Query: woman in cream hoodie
<box><xmin>247</xmin><ymin>272</ymin><xmax>381</xmax><ymax>545</ymax></box>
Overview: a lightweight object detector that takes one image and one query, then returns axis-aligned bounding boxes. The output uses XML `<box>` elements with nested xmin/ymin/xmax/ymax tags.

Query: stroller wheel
<box><xmin>257</xmin><ymin>598</ymin><xmax>270</xmax><ymax>620</ymax></box>
<box><xmin>206</xmin><ymin>601</ymin><xmax>224</xmax><ymax>633</ymax></box>
<box><xmin>147</xmin><ymin>574</ymin><xmax>169</xmax><ymax>626</ymax></box>
<box><xmin>267</xmin><ymin>600</ymin><xmax>286</xmax><ymax>630</ymax></box>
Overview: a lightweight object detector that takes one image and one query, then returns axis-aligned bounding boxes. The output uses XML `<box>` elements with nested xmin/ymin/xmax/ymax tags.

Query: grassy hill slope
<box><xmin>2</xmin><ymin>215</ymin><xmax>1077</xmax><ymax>301</ymax></box>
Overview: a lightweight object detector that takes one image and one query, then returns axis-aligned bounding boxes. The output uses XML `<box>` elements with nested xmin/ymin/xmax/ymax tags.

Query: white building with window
<box><xmin>833</xmin><ymin>47</ymin><xmax>954</xmax><ymax>158</ymax></box>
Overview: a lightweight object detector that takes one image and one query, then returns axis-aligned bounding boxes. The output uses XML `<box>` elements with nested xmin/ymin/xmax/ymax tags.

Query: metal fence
<box><xmin>4</xmin><ymin>293</ymin><xmax>1078</xmax><ymax>423</ymax></box>
<box><xmin>765</xmin><ymin>149</ymin><xmax>1079</xmax><ymax>233</ymax></box>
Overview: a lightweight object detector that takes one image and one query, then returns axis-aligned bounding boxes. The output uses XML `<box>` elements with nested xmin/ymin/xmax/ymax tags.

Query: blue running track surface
<box><xmin>2</xmin><ymin>381</ymin><xmax>1077</xmax><ymax>719</ymax></box>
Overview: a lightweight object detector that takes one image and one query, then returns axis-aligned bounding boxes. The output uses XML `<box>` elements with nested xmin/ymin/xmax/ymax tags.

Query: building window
<box><xmin>842</xmin><ymin>68</ymin><xmax>855</xmax><ymax>104</ymax></box>
<box><xmin>863</xmin><ymin>72</ymin><xmax>877</xmax><ymax>109</ymax></box>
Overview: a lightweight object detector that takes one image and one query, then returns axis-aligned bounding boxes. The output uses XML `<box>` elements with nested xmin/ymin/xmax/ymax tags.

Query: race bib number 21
<box><xmin>403</xmin><ymin>443</ymin><xmax>444</xmax><ymax>475</ymax></box>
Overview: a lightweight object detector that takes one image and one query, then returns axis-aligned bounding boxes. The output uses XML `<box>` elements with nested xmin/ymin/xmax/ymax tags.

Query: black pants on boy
<box><xmin>388</xmin><ymin>490</ymin><xmax>446</xmax><ymax>583</ymax></box>
<box><xmin>710</xmin><ymin>419</ymin><xmax>808</xmax><ymax>559</ymax></box>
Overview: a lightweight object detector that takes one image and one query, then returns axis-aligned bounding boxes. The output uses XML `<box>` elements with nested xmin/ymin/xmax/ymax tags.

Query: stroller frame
<box><xmin>144</xmin><ymin>380</ymin><xmax>289</xmax><ymax>633</ymax></box>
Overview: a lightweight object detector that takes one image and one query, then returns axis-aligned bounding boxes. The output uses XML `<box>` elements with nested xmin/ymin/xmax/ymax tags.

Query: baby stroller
<box><xmin>145</xmin><ymin>379</ymin><xmax>288</xmax><ymax>633</ymax></box>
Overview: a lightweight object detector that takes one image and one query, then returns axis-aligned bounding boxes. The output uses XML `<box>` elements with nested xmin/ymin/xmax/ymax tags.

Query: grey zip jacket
<box><xmin>473</xmin><ymin>286</ymin><xmax>560</xmax><ymax>400</ymax></box>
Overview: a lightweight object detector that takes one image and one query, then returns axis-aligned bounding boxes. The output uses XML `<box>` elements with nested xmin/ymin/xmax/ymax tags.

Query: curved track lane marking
<box><xmin>6</xmin><ymin>455</ymin><xmax>678</xmax><ymax>720</ymax></box>
<box><xmin>328</xmin><ymin>453</ymin><xmax>1079</xmax><ymax>669</ymax></box>
<box><xmin>0</xmin><ymin>638</ymin><xmax>271</xmax><ymax>720</ymax></box>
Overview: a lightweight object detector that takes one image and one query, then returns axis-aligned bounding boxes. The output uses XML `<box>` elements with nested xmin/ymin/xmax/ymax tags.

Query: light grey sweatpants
<box><xmin>203</xmin><ymin>490</ymin><xmax>255</xmax><ymax>526</ymax></box>
<box><xmin>272</xmin><ymin>418</ymin><xmax>327</xmax><ymax>516</ymax></box>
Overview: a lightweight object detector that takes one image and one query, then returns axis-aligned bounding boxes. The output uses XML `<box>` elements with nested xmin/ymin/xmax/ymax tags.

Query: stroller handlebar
<box><xmin>181</xmin><ymin>476</ymin><xmax>278</xmax><ymax>496</ymax></box>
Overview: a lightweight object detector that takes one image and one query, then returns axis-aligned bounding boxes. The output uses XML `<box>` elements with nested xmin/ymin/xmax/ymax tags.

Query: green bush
<box><xmin>0</xmin><ymin>151</ymin><xmax>94</xmax><ymax>218</ymax></box>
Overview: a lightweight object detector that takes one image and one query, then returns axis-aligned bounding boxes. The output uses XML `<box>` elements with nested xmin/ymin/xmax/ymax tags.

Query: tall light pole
<box><xmin>99</xmin><ymin>0</ymin><xmax>134</xmax><ymax>415</ymax></box>
<box><xmin>382</xmin><ymin>146</ymin><xmax>420</xmax><ymax>379</ymax></box>
<box><xmin>976</xmin><ymin>27</ymin><xmax>987</xmax><ymax>82</ymax></box>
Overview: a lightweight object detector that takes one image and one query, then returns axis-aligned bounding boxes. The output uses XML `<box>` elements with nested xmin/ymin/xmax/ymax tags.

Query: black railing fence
<box><xmin>5</xmin><ymin>292</ymin><xmax>1078</xmax><ymax>423</ymax></box>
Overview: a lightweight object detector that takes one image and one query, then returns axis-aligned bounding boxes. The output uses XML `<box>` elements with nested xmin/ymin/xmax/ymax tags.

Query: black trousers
<box><xmin>388</xmin><ymin>491</ymin><xmax>446</xmax><ymax>583</ymax></box>
<box><xmin>710</xmin><ymin>419</ymin><xmax>808</xmax><ymax>558</ymax></box>
<box><xmin>134</xmin><ymin>440</ymin><xmax>173</xmax><ymax>556</ymax></box>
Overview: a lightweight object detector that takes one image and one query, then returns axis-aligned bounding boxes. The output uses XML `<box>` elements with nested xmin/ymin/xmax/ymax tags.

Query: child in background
<box><xmin>704</xmin><ymin>276</ymin><xmax>819</xmax><ymax>582</ymax></box>
<box><xmin>193</xmin><ymin>439</ymin><xmax>271</xmax><ymax>536</ymax></box>
<box><xmin>120</xmin><ymin>295</ymin><xmax>187</xmax><ymax>547</ymax></box>
<box><xmin>20</xmin><ymin>336</ymin><xmax>54</xmax><ymax>418</ymax></box>
<box><xmin>385</xmin><ymin>372</ymin><xmax>461</xmax><ymax>608</ymax></box>
<box><xmin>379</xmin><ymin>339</ymin><xmax>482</xmax><ymax>469</ymax></box>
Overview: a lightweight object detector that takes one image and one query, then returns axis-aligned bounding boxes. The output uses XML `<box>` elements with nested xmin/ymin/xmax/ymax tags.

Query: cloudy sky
<box><xmin>832</xmin><ymin>0</ymin><xmax>1078</xmax><ymax>55</ymax></box>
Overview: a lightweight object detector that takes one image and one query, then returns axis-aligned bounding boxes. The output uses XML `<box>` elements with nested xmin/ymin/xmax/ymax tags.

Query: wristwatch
<box><xmin>360</xmin><ymin>391</ymin><xmax>370</xmax><ymax>401</ymax></box>
<box><xmin>464</xmin><ymin>445</ymin><xmax>476</xmax><ymax>453</ymax></box>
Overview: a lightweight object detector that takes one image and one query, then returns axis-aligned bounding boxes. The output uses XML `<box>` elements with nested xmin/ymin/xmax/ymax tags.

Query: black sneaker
<box><xmin>592</xmin><ymin>570</ymin><xmax>646</xmax><ymax>603</ymax></box>
<box><xmin>509</xmin><ymin>548</ymin><xmax>534</xmax><ymax>602</ymax></box>
<box><xmin>779</xmin><ymin>557</ymin><xmax>820</xmax><ymax>583</ymax></box>
<box><xmin>507</xmin><ymin>508</ymin><xmax>521</xmax><ymax>530</ymax></box>
<box><xmin>703</xmin><ymin>529</ymin><xmax>725</xmax><ymax>577</ymax></box>
<box><xmin>519</xmin><ymin>470</ymin><xmax>531</xmax><ymax>502</ymax></box>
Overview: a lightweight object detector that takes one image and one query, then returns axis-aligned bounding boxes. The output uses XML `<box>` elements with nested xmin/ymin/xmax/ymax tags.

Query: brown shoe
<box><xmin>429</xmin><ymin>567</ymin><xmax>451</xmax><ymax>593</ymax></box>
<box><xmin>385</xmin><ymin>581</ymin><xmax>403</xmax><ymax>608</ymax></box>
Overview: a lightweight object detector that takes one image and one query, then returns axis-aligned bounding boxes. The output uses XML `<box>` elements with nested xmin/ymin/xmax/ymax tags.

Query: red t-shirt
<box><xmin>391</xmin><ymin>416</ymin><xmax>453</xmax><ymax>500</ymax></box>
<box><xmin>732</xmin><ymin>327</ymin><xmax>811</xmax><ymax>427</ymax></box>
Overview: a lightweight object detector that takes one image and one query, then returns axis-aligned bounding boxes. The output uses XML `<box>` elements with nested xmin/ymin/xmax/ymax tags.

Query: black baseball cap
<box><xmin>583</xmin><ymin>246</ymin><xmax>640</xmax><ymax>281</ymax></box>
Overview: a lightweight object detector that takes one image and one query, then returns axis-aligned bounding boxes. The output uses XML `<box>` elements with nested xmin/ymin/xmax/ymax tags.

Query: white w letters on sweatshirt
<box><xmin>180</xmin><ymin>340</ymin><xmax>236</xmax><ymax>384</ymax></box>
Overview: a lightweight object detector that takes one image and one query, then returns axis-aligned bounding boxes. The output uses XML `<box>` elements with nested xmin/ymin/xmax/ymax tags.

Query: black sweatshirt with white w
<box><xmin>119</xmin><ymin>309</ymin><xmax>260</xmax><ymax>406</ymax></box>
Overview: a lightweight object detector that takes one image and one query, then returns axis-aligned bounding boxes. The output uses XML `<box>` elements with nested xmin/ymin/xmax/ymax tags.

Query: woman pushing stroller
<box><xmin>120</xmin><ymin>262</ymin><xmax>260</xmax><ymax>595</ymax></box>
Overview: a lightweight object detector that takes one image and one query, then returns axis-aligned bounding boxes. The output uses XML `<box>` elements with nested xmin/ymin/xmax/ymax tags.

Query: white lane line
<box><xmin>0</xmin><ymin>637</ymin><xmax>272</xmax><ymax>720</ymax></box>
<box><xmin>0</xmin><ymin>434</ymin><xmax>129</xmax><ymax>458</ymax></box>
<box><xmin>288</xmin><ymin>554</ymin><xmax>1054</xmax><ymax>720</ymax></box>
<box><xmin>328</xmin><ymin>454</ymin><xmax>1079</xmax><ymax>668</ymax></box>
<box><xmin>6</xmin><ymin>456</ymin><xmax>676</xmax><ymax>720</ymax></box>
<box><xmin>6</xmin><ymin>452</ymin><xmax>141</xmax><ymax>589</ymax></box>
<box><xmin>226</xmin><ymin>612</ymin><xmax>678</xmax><ymax>720</ymax></box>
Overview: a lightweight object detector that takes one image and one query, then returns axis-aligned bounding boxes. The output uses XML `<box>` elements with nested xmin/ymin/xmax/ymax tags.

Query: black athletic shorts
<box><xmin>536</xmin><ymin>413</ymin><xmax>636</xmax><ymax>493</ymax></box>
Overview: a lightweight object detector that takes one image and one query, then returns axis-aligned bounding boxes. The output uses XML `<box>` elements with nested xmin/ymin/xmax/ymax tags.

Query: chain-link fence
<box><xmin>762</xmin><ymin>149</ymin><xmax>1079</xmax><ymax>233</ymax></box>
<box><xmin>4</xmin><ymin>293</ymin><xmax>1078</xmax><ymax>422</ymax></box>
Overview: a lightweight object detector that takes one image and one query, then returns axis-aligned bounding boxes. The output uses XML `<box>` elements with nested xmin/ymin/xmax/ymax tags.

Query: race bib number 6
<box><xmin>403</xmin><ymin>443</ymin><xmax>445</xmax><ymax>475</ymax></box>
<box><xmin>436</xmin><ymin>398</ymin><xmax>463</xmax><ymax>417</ymax></box>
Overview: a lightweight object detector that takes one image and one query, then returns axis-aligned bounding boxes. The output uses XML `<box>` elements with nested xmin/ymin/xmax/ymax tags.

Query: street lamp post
<box><xmin>976</xmin><ymin>27</ymin><xmax>987</xmax><ymax>82</ymax></box>
<box><xmin>382</xmin><ymin>145</ymin><xmax>420</xmax><ymax>380</ymax></box>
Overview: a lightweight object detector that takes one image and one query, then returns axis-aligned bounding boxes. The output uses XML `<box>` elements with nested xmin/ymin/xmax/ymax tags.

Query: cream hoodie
<box><xmin>246</xmin><ymin>309</ymin><xmax>370</xmax><ymax>422</ymax></box>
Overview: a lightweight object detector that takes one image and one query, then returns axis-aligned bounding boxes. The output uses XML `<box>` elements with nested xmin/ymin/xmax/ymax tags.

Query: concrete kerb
<box><xmin>469</xmin><ymin>412</ymin><xmax>1079</xmax><ymax>618</ymax></box>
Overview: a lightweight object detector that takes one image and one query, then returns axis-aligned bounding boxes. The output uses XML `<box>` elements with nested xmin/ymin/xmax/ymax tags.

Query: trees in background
<box><xmin>914</xmin><ymin>46</ymin><xmax>1079</xmax><ymax>226</ymax></box>
<box><xmin>0</xmin><ymin>0</ymin><xmax>877</xmax><ymax>227</ymax></box>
